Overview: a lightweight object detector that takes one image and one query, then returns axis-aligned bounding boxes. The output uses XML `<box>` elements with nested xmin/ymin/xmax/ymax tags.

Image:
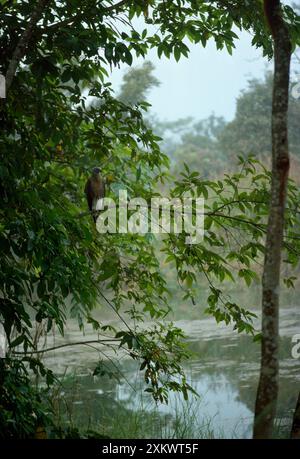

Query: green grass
<box><xmin>49</xmin><ymin>377</ymin><xmax>223</xmax><ymax>439</ymax></box>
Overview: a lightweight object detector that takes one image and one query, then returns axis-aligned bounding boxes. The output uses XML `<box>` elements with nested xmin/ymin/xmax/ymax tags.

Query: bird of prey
<box><xmin>84</xmin><ymin>167</ymin><xmax>106</xmax><ymax>223</ymax></box>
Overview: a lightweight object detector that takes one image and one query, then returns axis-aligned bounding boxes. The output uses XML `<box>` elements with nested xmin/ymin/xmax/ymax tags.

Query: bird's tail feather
<box><xmin>91</xmin><ymin>198</ymin><xmax>104</xmax><ymax>223</ymax></box>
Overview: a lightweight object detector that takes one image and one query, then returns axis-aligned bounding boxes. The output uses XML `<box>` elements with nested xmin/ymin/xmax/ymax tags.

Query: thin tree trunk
<box><xmin>3</xmin><ymin>0</ymin><xmax>127</xmax><ymax>93</ymax></box>
<box><xmin>5</xmin><ymin>0</ymin><xmax>51</xmax><ymax>92</ymax></box>
<box><xmin>253</xmin><ymin>0</ymin><xmax>291</xmax><ymax>439</ymax></box>
<box><xmin>291</xmin><ymin>392</ymin><xmax>300</xmax><ymax>439</ymax></box>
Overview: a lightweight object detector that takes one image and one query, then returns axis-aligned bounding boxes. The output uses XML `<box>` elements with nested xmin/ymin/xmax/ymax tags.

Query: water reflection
<box><xmin>47</xmin><ymin>306</ymin><xmax>300</xmax><ymax>438</ymax></box>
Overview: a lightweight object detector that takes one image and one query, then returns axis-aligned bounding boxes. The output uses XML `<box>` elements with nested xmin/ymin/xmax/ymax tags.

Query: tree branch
<box><xmin>105</xmin><ymin>0</ymin><xmax>130</xmax><ymax>13</ymax></box>
<box><xmin>11</xmin><ymin>338</ymin><xmax>120</xmax><ymax>355</ymax></box>
<box><xmin>43</xmin><ymin>0</ymin><xmax>130</xmax><ymax>34</ymax></box>
<box><xmin>5</xmin><ymin>0</ymin><xmax>51</xmax><ymax>92</ymax></box>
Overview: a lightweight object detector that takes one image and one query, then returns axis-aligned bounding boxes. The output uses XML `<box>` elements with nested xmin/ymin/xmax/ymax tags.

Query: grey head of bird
<box><xmin>92</xmin><ymin>167</ymin><xmax>101</xmax><ymax>175</ymax></box>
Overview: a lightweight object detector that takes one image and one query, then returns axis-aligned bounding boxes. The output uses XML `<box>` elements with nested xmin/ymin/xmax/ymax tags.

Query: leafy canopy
<box><xmin>1</xmin><ymin>0</ymin><xmax>300</xmax><ymax>436</ymax></box>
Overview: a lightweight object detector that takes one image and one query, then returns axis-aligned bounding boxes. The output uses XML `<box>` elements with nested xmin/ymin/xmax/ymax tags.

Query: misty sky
<box><xmin>108</xmin><ymin>0</ymin><xmax>297</xmax><ymax>123</ymax></box>
<box><xmin>109</xmin><ymin>30</ymin><xmax>270</xmax><ymax>123</ymax></box>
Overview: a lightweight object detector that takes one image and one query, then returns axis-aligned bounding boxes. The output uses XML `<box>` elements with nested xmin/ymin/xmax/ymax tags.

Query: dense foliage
<box><xmin>0</xmin><ymin>0</ymin><xmax>300</xmax><ymax>437</ymax></box>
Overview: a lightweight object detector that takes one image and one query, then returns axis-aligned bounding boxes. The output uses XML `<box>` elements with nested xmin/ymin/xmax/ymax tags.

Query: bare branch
<box><xmin>11</xmin><ymin>338</ymin><xmax>120</xmax><ymax>355</ymax></box>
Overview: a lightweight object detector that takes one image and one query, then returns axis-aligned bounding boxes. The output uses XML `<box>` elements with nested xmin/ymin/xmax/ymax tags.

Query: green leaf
<box><xmin>10</xmin><ymin>335</ymin><xmax>25</xmax><ymax>348</ymax></box>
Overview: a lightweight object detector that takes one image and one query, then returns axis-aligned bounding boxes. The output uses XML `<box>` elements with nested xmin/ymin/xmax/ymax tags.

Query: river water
<box><xmin>43</xmin><ymin>305</ymin><xmax>300</xmax><ymax>439</ymax></box>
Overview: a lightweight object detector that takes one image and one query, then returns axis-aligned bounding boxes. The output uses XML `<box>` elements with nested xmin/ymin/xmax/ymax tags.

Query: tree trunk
<box><xmin>253</xmin><ymin>0</ymin><xmax>291</xmax><ymax>439</ymax></box>
<box><xmin>291</xmin><ymin>392</ymin><xmax>300</xmax><ymax>439</ymax></box>
<box><xmin>5</xmin><ymin>0</ymin><xmax>51</xmax><ymax>92</ymax></box>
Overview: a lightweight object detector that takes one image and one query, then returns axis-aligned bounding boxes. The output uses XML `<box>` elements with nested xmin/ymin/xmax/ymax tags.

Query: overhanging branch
<box><xmin>11</xmin><ymin>338</ymin><xmax>120</xmax><ymax>355</ymax></box>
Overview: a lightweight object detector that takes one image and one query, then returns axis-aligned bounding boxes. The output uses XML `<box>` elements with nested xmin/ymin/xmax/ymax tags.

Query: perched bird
<box><xmin>84</xmin><ymin>167</ymin><xmax>106</xmax><ymax>223</ymax></box>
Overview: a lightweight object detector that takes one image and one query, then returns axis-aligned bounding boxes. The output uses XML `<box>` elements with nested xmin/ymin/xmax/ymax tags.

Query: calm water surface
<box><xmin>44</xmin><ymin>306</ymin><xmax>300</xmax><ymax>438</ymax></box>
